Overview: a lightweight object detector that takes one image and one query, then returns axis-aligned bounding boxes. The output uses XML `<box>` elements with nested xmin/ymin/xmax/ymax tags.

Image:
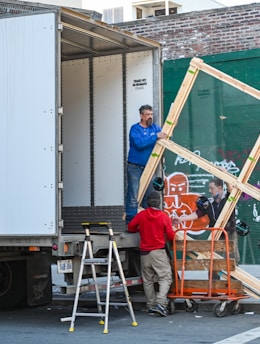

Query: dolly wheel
<box><xmin>185</xmin><ymin>299</ymin><xmax>198</xmax><ymax>313</ymax></box>
<box><xmin>228</xmin><ymin>301</ymin><xmax>241</xmax><ymax>315</ymax></box>
<box><xmin>213</xmin><ymin>302</ymin><xmax>227</xmax><ymax>317</ymax></box>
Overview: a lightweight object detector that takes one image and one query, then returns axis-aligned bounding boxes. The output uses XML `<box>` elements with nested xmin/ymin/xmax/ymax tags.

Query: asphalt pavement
<box><xmin>1</xmin><ymin>304</ymin><xmax>260</xmax><ymax>344</ymax></box>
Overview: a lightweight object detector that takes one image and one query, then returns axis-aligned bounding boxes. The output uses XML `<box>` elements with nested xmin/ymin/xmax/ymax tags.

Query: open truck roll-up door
<box><xmin>60</xmin><ymin>7</ymin><xmax>159</xmax><ymax>59</ymax></box>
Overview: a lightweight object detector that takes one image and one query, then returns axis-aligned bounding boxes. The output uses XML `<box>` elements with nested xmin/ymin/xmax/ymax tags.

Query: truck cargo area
<box><xmin>0</xmin><ymin>1</ymin><xmax>161</xmax><ymax>240</ymax></box>
<box><xmin>60</xmin><ymin>7</ymin><xmax>161</xmax><ymax>234</ymax></box>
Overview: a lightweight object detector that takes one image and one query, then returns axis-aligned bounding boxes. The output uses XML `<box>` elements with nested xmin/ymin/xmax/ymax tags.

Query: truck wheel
<box><xmin>0</xmin><ymin>261</ymin><xmax>27</xmax><ymax>308</ymax></box>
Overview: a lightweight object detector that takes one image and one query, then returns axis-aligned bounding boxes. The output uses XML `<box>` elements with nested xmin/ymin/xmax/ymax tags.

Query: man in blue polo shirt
<box><xmin>125</xmin><ymin>104</ymin><xmax>167</xmax><ymax>224</ymax></box>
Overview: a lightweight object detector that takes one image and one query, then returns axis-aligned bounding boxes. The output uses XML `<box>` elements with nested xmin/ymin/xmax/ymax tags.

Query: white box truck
<box><xmin>0</xmin><ymin>1</ymin><xmax>162</xmax><ymax>307</ymax></box>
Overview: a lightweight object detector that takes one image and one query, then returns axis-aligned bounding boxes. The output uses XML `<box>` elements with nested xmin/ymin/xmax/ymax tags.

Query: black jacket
<box><xmin>196</xmin><ymin>193</ymin><xmax>236</xmax><ymax>233</ymax></box>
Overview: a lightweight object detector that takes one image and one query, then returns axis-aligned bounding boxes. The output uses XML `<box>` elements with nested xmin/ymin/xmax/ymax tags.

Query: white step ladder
<box><xmin>61</xmin><ymin>221</ymin><xmax>138</xmax><ymax>334</ymax></box>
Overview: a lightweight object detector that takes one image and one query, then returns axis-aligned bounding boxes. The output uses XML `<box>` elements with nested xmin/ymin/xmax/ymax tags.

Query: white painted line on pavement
<box><xmin>214</xmin><ymin>327</ymin><xmax>260</xmax><ymax>344</ymax></box>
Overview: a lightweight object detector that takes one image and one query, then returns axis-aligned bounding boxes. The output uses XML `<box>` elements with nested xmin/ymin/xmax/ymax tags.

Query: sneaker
<box><xmin>153</xmin><ymin>303</ymin><xmax>168</xmax><ymax>317</ymax></box>
<box><xmin>148</xmin><ymin>307</ymin><xmax>156</xmax><ymax>315</ymax></box>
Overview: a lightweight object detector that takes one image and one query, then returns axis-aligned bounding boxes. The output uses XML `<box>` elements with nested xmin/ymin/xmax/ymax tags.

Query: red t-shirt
<box><xmin>127</xmin><ymin>207</ymin><xmax>175</xmax><ymax>251</ymax></box>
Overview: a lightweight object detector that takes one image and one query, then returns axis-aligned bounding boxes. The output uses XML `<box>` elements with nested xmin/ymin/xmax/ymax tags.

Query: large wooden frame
<box><xmin>138</xmin><ymin>57</ymin><xmax>260</xmax><ymax>298</ymax></box>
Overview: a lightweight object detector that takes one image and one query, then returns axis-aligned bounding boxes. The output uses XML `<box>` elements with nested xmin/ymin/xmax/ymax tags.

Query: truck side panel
<box><xmin>0</xmin><ymin>13</ymin><xmax>57</xmax><ymax>236</ymax></box>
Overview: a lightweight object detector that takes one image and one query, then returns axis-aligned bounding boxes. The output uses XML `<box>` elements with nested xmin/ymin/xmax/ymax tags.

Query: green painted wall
<box><xmin>163</xmin><ymin>49</ymin><xmax>260</xmax><ymax>264</ymax></box>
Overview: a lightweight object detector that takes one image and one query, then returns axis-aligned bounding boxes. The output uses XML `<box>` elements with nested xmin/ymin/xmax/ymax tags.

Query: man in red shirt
<box><xmin>127</xmin><ymin>191</ymin><xmax>175</xmax><ymax>316</ymax></box>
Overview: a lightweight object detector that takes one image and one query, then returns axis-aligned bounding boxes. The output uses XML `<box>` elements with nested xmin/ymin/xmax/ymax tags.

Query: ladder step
<box><xmin>75</xmin><ymin>312</ymin><xmax>106</xmax><ymax>318</ymax></box>
<box><xmin>99</xmin><ymin>302</ymin><xmax>128</xmax><ymax>307</ymax></box>
<box><xmin>84</xmin><ymin>258</ymin><xmax>108</xmax><ymax>264</ymax></box>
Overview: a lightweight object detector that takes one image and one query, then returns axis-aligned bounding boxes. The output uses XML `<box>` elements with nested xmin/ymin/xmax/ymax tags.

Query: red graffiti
<box><xmin>164</xmin><ymin>172</ymin><xmax>209</xmax><ymax>230</ymax></box>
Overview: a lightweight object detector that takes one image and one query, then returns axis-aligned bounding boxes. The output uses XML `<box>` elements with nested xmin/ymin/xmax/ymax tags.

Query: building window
<box><xmin>103</xmin><ymin>7</ymin><xmax>124</xmax><ymax>24</ymax></box>
<box><xmin>136</xmin><ymin>7</ymin><xmax>142</xmax><ymax>19</ymax></box>
<box><xmin>155</xmin><ymin>7</ymin><xmax>177</xmax><ymax>16</ymax></box>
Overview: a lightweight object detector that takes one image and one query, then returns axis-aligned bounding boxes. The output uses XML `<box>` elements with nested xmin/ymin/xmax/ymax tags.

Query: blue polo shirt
<box><xmin>127</xmin><ymin>123</ymin><xmax>161</xmax><ymax>167</ymax></box>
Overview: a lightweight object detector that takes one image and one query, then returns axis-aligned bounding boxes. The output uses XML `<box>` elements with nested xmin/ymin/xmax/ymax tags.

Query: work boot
<box><xmin>153</xmin><ymin>304</ymin><xmax>168</xmax><ymax>317</ymax></box>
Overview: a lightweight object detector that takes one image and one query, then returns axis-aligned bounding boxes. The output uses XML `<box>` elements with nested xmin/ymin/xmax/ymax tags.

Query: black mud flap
<box><xmin>26</xmin><ymin>255</ymin><xmax>52</xmax><ymax>306</ymax></box>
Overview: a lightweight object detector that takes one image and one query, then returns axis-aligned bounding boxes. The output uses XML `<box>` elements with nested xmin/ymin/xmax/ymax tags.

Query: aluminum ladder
<box><xmin>61</xmin><ymin>221</ymin><xmax>138</xmax><ymax>334</ymax></box>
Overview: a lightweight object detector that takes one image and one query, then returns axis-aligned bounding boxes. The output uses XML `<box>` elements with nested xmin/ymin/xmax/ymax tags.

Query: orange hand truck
<box><xmin>167</xmin><ymin>227</ymin><xmax>249</xmax><ymax>317</ymax></box>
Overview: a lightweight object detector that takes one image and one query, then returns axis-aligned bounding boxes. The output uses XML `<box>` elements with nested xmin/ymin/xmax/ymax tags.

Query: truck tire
<box><xmin>0</xmin><ymin>261</ymin><xmax>27</xmax><ymax>308</ymax></box>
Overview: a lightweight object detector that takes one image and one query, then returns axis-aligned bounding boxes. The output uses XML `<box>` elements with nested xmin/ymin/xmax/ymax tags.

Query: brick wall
<box><xmin>116</xmin><ymin>4</ymin><xmax>260</xmax><ymax>60</ymax></box>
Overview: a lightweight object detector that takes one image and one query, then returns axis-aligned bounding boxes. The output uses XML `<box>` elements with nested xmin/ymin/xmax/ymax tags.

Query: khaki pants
<box><xmin>141</xmin><ymin>249</ymin><xmax>172</xmax><ymax>309</ymax></box>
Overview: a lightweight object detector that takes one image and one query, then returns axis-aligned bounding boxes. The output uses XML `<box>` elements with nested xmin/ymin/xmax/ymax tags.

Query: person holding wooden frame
<box><xmin>125</xmin><ymin>104</ymin><xmax>167</xmax><ymax>224</ymax></box>
<box><xmin>173</xmin><ymin>177</ymin><xmax>240</xmax><ymax>267</ymax></box>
